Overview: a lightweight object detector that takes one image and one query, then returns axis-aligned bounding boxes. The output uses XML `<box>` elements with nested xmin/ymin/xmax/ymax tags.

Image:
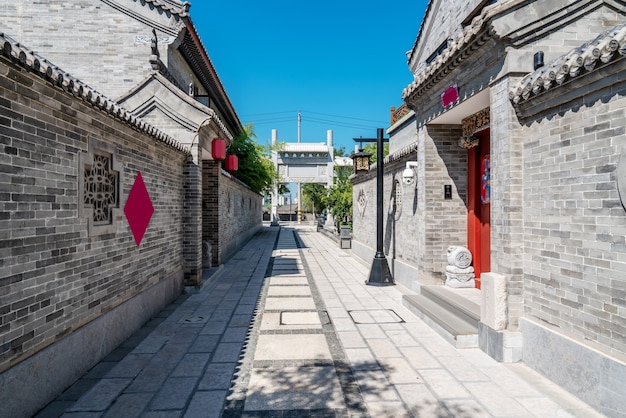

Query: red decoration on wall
<box><xmin>481</xmin><ymin>154</ymin><xmax>490</xmax><ymax>204</ymax></box>
<box><xmin>441</xmin><ymin>84</ymin><xmax>459</xmax><ymax>108</ymax></box>
<box><xmin>225</xmin><ymin>154</ymin><xmax>238</xmax><ymax>171</ymax></box>
<box><xmin>124</xmin><ymin>171</ymin><xmax>154</xmax><ymax>246</ymax></box>
<box><xmin>211</xmin><ymin>138</ymin><xmax>226</xmax><ymax>161</ymax></box>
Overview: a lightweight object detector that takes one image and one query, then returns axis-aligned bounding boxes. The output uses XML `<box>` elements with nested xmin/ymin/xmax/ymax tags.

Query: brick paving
<box><xmin>36</xmin><ymin>225</ymin><xmax>603</xmax><ymax>417</ymax></box>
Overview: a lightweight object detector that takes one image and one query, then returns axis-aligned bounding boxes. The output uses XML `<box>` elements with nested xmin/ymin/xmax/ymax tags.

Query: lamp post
<box><xmin>353</xmin><ymin>128</ymin><xmax>394</xmax><ymax>286</ymax></box>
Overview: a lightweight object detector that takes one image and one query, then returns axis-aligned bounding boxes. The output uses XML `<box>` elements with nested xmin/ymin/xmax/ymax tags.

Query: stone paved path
<box><xmin>35</xmin><ymin>225</ymin><xmax>604</xmax><ymax>418</ymax></box>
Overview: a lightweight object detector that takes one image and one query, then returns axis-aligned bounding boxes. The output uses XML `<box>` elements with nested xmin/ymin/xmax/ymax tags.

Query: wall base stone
<box><xmin>0</xmin><ymin>270</ymin><xmax>183</xmax><ymax>418</ymax></box>
<box><xmin>521</xmin><ymin>318</ymin><xmax>626</xmax><ymax>418</ymax></box>
<box><xmin>478</xmin><ymin>323</ymin><xmax>522</xmax><ymax>363</ymax></box>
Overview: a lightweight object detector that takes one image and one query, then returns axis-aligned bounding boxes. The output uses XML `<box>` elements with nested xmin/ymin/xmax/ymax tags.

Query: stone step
<box><xmin>402</xmin><ymin>285</ymin><xmax>480</xmax><ymax>349</ymax></box>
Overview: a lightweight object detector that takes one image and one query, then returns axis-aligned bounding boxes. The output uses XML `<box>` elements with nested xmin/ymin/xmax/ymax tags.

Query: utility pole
<box><xmin>297</xmin><ymin>112</ymin><xmax>302</xmax><ymax>223</ymax></box>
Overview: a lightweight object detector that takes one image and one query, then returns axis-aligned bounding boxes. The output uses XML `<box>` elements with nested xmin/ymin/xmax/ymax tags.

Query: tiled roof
<box><xmin>402</xmin><ymin>0</ymin><xmax>526</xmax><ymax>102</ymax></box>
<box><xmin>509</xmin><ymin>23</ymin><xmax>626</xmax><ymax>105</ymax></box>
<box><xmin>1</xmin><ymin>32</ymin><xmax>188</xmax><ymax>153</ymax></box>
<box><xmin>402</xmin><ymin>10</ymin><xmax>493</xmax><ymax>101</ymax></box>
<box><xmin>142</xmin><ymin>0</ymin><xmax>190</xmax><ymax>18</ymax></box>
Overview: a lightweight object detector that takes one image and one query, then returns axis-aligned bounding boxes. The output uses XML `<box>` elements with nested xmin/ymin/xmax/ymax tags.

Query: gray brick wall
<box><xmin>0</xmin><ymin>52</ymin><xmax>187</xmax><ymax>373</ymax></box>
<box><xmin>202</xmin><ymin>161</ymin><xmax>262</xmax><ymax>267</ymax></box>
<box><xmin>0</xmin><ymin>0</ymin><xmax>167</xmax><ymax>100</ymax></box>
<box><xmin>352</xmin><ymin>125</ymin><xmax>466</xmax><ymax>288</ymax></box>
<box><xmin>520</xmin><ymin>78</ymin><xmax>626</xmax><ymax>357</ymax></box>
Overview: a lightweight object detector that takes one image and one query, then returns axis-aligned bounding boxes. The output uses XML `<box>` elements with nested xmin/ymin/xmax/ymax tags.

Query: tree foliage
<box><xmin>362</xmin><ymin>142</ymin><xmax>389</xmax><ymax>164</ymax></box>
<box><xmin>301</xmin><ymin>183</ymin><xmax>327</xmax><ymax>215</ymax></box>
<box><xmin>326</xmin><ymin>178</ymin><xmax>352</xmax><ymax>228</ymax></box>
<box><xmin>227</xmin><ymin>124</ymin><xmax>278</xmax><ymax>194</ymax></box>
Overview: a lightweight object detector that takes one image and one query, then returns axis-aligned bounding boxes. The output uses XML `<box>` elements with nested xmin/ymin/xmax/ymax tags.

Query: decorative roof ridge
<box><xmin>369</xmin><ymin>142</ymin><xmax>418</xmax><ymax>172</ymax></box>
<box><xmin>403</xmin><ymin>6</ymin><xmax>494</xmax><ymax>101</ymax></box>
<box><xmin>139</xmin><ymin>72</ymin><xmax>234</xmax><ymax>142</ymax></box>
<box><xmin>1</xmin><ymin>32</ymin><xmax>188</xmax><ymax>154</ymax></box>
<box><xmin>136</xmin><ymin>0</ymin><xmax>190</xmax><ymax>18</ymax></box>
<box><xmin>509</xmin><ymin>22</ymin><xmax>626</xmax><ymax>105</ymax></box>
<box><xmin>182</xmin><ymin>20</ymin><xmax>242</xmax><ymax>135</ymax></box>
<box><xmin>403</xmin><ymin>0</ymin><xmax>527</xmax><ymax>103</ymax></box>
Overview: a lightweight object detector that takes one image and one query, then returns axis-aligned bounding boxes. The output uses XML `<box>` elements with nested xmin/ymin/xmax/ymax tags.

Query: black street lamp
<box><xmin>353</xmin><ymin>128</ymin><xmax>394</xmax><ymax>286</ymax></box>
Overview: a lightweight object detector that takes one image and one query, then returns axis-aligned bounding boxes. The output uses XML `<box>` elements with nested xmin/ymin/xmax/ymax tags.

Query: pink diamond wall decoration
<box><xmin>124</xmin><ymin>171</ymin><xmax>154</xmax><ymax>246</ymax></box>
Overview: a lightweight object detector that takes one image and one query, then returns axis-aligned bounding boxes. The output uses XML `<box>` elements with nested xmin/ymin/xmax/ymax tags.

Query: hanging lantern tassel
<box><xmin>211</xmin><ymin>138</ymin><xmax>226</xmax><ymax>161</ymax></box>
<box><xmin>225</xmin><ymin>154</ymin><xmax>238</xmax><ymax>171</ymax></box>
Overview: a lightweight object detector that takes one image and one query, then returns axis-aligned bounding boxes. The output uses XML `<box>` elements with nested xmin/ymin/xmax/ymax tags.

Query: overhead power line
<box><xmin>241</xmin><ymin>110</ymin><xmax>387</xmax><ymax>125</ymax></box>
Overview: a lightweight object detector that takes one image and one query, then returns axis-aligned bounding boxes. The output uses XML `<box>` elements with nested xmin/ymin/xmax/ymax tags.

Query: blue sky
<box><xmin>191</xmin><ymin>1</ymin><xmax>429</xmax><ymax>155</ymax></box>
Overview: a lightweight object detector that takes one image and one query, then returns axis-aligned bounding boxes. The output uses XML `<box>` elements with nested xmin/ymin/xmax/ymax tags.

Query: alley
<box><xmin>37</xmin><ymin>225</ymin><xmax>602</xmax><ymax>418</ymax></box>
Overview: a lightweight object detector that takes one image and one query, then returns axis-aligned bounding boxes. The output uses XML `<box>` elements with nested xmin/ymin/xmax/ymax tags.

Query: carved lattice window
<box><xmin>84</xmin><ymin>153</ymin><xmax>118</xmax><ymax>225</ymax></box>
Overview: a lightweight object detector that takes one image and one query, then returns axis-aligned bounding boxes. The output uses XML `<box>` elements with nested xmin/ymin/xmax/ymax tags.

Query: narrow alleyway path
<box><xmin>37</xmin><ymin>225</ymin><xmax>602</xmax><ymax>418</ymax></box>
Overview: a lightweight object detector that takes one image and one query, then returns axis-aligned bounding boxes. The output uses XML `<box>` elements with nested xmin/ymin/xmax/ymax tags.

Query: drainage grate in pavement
<box><xmin>348</xmin><ymin>309</ymin><xmax>404</xmax><ymax>324</ymax></box>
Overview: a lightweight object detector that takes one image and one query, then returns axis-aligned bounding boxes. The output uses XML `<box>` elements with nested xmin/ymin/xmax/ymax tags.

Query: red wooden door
<box><xmin>467</xmin><ymin>130</ymin><xmax>490</xmax><ymax>289</ymax></box>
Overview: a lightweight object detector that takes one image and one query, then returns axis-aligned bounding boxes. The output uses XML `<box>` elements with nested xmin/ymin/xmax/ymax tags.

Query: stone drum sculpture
<box><xmin>445</xmin><ymin>246</ymin><xmax>475</xmax><ymax>288</ymax></box>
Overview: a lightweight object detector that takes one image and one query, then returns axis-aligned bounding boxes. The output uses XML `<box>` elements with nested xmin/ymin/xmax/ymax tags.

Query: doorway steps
<box><xmin>403</xmin><ymin>285</ymin><xmax>480</xmax><ymax>348</ymax></box>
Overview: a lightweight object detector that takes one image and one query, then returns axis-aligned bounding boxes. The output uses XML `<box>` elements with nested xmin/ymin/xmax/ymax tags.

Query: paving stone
<box><xmin>364</xmin><ymin>401</ymin><xmax>410</xmax><ymax>418</ymax></box>
<box><xmin>244</xmin><ymin>366</ymin><xmax>345</xmax><ymax>411</ymax></box>
<box><xmin>150</xmin><ymin>377</ymin><xmax>198</xmax><ymax>410</ymax></box>
<box><xmin>171</xmin><ymin>353</ymin><xmax>211</xmax><ymax>377</ymax></box>
<box><xmin>352</xmin><ymin>369</ymin><xmax>400</xmax><ymax>403</ymax></box>
<box><xmin>399</xmin><ymin>346</ymin><xmax>441</xmax><ymax>370</ymax></box>
<box><xmin>188</xmin><ymin>335</ymin><xmax>219</xmax><ymax>353</ymax></box>
<box><xmin>255</xmin><ymin>334</ymin><xmax>331</xmax><ymax>361</ymax></box>
<box><xmin>198</xmin><ymin>363</ymin><xmax>238</xmax><ymax>390</ymax></box>
<box><xmin>378</xmin><ymin>358</ymin><xmax>422</xmax><ymax>385</ymax></box>
<box><xmin>125</xmin><ymin>364</ymin><xmax>173</xmax><ymax>393</ymax></box>
<box><xmin>464</xmin><ymin>381</ymin><xmax>532</xmax><ymax>416</ymax></box>
<box><xmin>212</xmin><ymin>342</ymin><xmax>243</xmax><ymax>362</ymax></box>
<box><xmin>440</xmin><ymin>399</ymin><xmax>490</xmax><ymax>417</ymax></box>
<box><xmin>184</xmin><ymin>390</ymin><xmax>227</xmax><ymax>418</ymax></box>
<box><xmin>267</xmin><ymin>286</ymin><xmax>312</xmax><ymax>296</ymax></box>
<box><xmin>281</xmin><ymin>311</ymin><xmax>321</xmax><ymax>325</ymax></box>
<box><xmin>395</xmin><ymin>384</ymin><xmax>444</xmax><ymax>417</ymax></box>
<box><xmin>66</xmin><ymin>378</ymin><xmax>131</xmax><ymax>412</ymax></box>
<box><xmin>337</xmin><ymin>331</ymin><xmax>367</xmax><ymax>349</ymax></box>
<box><xmin>356</xmin><ymin>324</ymin><xmax>387</xmax><ymax>339</ymax></box>
<box><xmin>367</xmin><ymin>338</ymin><xmax>403</xmax><ymax>358</ymax></box>
<box><xmin>105</xmin><ymin>353</ymin><xmax>153</xmax><ymax>378</ymax></box>
<box><xmin>417</xmin><ymin>369</ymin><xmax>471</xmax><ymax>400</ymax></box>
<box><xmin>264</xmin><ymin>297</ymin><xmax>316</xmax><ymax>311</ymax></box>
<box><xmin>344</xmin><ymin>348</ymin><xmax>378</xmax><ymax>371</ymax></box>
<box><xmin>269</xmin><ymin>277</ymin><xmax>308</xmax><ymax>286</ymax></box>
<box><xmin>102</xmin><ymin>392</ymin><xmax>153</xmax><ymax>418</ymax></box>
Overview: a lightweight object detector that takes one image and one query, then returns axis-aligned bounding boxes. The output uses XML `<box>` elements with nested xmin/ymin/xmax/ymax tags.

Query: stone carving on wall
<box><xmin>202</xmin><ymin>240</ymin><xmax>212</xmax><ymax>268</ymax></box>
<box><xmin>619</xmin><ymin>145</ymin><xmax>626</xmax><ymax>211</ymax></box>
<box><xmin>445</xmin><ymin>246</ymin><xmax>476</xmax><ymax>288</ymax></box>
<box><xmin>357</xmin><ymin>187</ymin><xmax>368</xmax><ymax>217</ymax></box>
<box><xmin>460</xmin><ymin>107</ymin><xmax>489</xmax><ymax>149</ymax></box>
<box><xmin>84</xmin><ymin>153</ymin><xmax>118</xmax><ymax>225</ymax></box>
<box><xmin>389</xmin><ymin>180</ymin><xmax>402</xmax><ymax>220</ymax></box>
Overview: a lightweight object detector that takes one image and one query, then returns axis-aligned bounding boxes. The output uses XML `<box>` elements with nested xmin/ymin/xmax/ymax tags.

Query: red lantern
<box><xmin>225</xmin><ymin>154</ymin><xmax>238</xmax><ymax>171</ymax></box>
<box><xmin>211</xmin><ymin>138</ymin><xmax>226</xmax><ymax>161</ymax></box>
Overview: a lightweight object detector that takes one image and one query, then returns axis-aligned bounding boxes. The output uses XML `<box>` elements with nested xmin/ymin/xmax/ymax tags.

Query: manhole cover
<box><xmin>348</xmin><ymin>309</ymin><xmax>404</xmax><ymax>324</ymax></box>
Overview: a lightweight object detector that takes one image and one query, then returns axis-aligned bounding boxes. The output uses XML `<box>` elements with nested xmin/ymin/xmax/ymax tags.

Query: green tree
<box><xmin>362</xmin><ymin>142</ymin><xmax>389</xmax><ymax>164</ymax></box>
<box><xmin>228</xmin><ymin>123</ymin><xmax>278</xmax><ymax>194</ymax></box>
<box><xmin>301</xmin><ymin>183</ymin><xmax>327</xmax><ymax>216</ymax></box>
<box><xmin>325</xmin><ymin>178</ymin><xmax>352</xmax><ymax>230</ymax></box>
